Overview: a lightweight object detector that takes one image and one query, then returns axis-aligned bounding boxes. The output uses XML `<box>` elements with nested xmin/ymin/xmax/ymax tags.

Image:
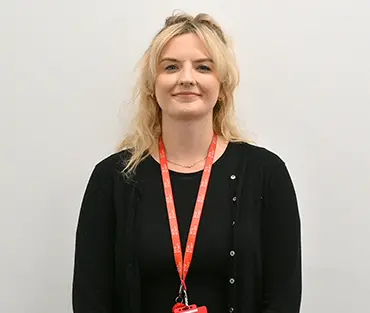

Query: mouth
<box><xmin>173</xmin><ymin>92</ymin><xmax>201</xmax><ymax>96</ymax></box>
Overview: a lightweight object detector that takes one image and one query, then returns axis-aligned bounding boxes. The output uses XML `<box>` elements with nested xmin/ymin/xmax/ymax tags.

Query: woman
<box><xmin>72</xmin><ymin>12</ymin><xmax>302</xmax><ymax>313</ymax></box>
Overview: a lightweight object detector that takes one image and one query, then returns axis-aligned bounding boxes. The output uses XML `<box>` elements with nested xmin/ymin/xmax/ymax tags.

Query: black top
<box><xmin>137</xmin><ymin>144</ymin><xmax>234</xmax><ymax>313</ymax></box>
<box><xmin>72</xmin><ymin>141</ymin><xmax>302</xmax><ymax>313</ymax></box>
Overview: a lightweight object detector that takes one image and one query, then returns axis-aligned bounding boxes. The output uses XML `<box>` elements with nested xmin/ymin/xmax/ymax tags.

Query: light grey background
<box><xmin>4</xmin><ymin>0</ymin><xmax>370</xmax><ymax>312</ymax></box>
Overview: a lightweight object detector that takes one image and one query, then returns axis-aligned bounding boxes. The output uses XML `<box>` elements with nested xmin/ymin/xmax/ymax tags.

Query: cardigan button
<box><xmin>232</xmin><ymin>221</ymin><xmax>236</xmax><ymax>226</ymax></box>
<box><xmin>230</xmin><ymin>174</ymin><xmax>236</xmax><ymax>180</ymax></box>
<box><xmin>232</xmin><ymin>196</ymin><xmax>237</xmax><ymax>202</ymax></box>
<box><xmin>230</xmin><ymin>250</ymin><xmax>235</xmax><ymax>257</ymax></box>
<box><xmin>229</xmin><ymin>307</ymin><xmax>234</xmax><ymax>313</ymax></box>
<box><xmin>229</xmin><ymin>278</ymin><xmax>235</xmax><ymax>284</ymax></box>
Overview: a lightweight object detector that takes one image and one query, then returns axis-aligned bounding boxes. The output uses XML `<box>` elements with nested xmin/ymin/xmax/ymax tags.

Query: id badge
<box><xmin>172</xmin><ymin>303</ymin><xmax>208</xmax><ymax>313</ymax></box>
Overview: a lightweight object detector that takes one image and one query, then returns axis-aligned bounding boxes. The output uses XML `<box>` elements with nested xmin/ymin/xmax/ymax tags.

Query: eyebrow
<box><xmin>159</xmin><ymin>57</ymin><xmax>214</xmax><ymax>64</ymax></box>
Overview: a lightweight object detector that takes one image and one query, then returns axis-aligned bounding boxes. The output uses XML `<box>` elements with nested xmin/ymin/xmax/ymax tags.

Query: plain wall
<box><xmin>5</xmin><ymin>0</ymin><xmax>370</xmax><ymax>312</ymax></box>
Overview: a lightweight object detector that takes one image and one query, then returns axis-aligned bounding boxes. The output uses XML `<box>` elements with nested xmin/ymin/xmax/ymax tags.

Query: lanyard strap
<box><xmin>158</xmin><ymin>133</ymin><xmax>217</xmax><ymax>292</ymax></box>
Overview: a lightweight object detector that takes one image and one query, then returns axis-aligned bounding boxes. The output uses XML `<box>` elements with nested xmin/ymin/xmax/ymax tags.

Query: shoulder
<box><xmin>93</xmin><ymin>150</ymin><xmax>129</xmax><ymax>174</ymax></box>
<box><xmin>228</xmin><ymin>141</ymin><xmax>295</xmax><ymax>187</ymax></box>
<box><xmin>230</xmin><ymin>141</ymin><xmax>286</xmax><ymax>169</ymax></box>
<box><xmin>87</xmin><ymin>150</ymin><xmax>132</xmax><ymax>188</ymax></box>
<box><xmin>90</xmin><ymin>149</ymin><xmax>153</xmax><ymax>185</ymax></box>
<box><xmin>230</xmin><ymin>142</ymin><xmax>297</xmax><ymax>196</ymax></box>
<box><xmin>95</xmin><ymin>149</ymin><xmax>130</xmax><ymax>171</ymax></box>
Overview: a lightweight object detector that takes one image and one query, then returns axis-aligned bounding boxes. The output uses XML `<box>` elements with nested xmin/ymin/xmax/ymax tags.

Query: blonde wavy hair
<box><xmin>118</xmin><ymin>12</ymin><xmax>246</xmax><ymax>176</ymax></box>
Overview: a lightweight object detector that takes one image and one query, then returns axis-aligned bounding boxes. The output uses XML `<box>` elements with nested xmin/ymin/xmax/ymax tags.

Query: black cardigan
<box><xmin>72</xmin><ymin>142</ymin><xmax>302</xmax><ymax>313</ymax></box>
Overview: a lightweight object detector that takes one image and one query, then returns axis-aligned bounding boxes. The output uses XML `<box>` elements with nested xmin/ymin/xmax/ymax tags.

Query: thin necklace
<box><xmin>167</xmin><ymin>156</ymin><xmax>207</xmax><ymax>168</ymax></box>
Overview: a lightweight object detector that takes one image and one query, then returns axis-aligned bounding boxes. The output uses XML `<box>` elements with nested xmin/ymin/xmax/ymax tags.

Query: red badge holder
<box><xmin>172</xmin><ymin>303</ymin><xmax>208</xmax><ymax>313</ymax></box>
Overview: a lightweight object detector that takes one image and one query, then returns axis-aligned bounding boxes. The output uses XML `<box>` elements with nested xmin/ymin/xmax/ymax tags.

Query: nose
<box><xmin>178</xmin><ymin>62</ymin><xmax>195</xmax><ymax>86</ymax></box>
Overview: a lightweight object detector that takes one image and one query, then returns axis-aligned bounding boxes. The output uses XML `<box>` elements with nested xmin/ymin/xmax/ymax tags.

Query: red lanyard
<box><xmin>158</xmin><ymin>132</ymin><xmax>217</xmax><ymax>302</ymax></box>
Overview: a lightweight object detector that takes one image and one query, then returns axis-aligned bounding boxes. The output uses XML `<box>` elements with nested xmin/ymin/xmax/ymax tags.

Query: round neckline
<box><xmin>148</xmin><ymin>141</ymin><xmax>233</xmax><ymax>177</ymax></box>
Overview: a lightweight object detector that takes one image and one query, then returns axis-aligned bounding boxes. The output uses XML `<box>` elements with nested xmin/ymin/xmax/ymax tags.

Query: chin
<box><xmin>161</xmin><ymin>100</ymin><xmax>215</xmax><ymax>121</ymax></box>
<box><xmin>168</xmin><ymin>109</ymin><xmax>212</xmax><ymax>121</ymax></box>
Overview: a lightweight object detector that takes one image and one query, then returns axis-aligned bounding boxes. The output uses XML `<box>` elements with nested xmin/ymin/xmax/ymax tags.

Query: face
<box><xmin>154</xmin><ymin>33</ymin><xmax>221</xmax><ymax>121</ymax></box>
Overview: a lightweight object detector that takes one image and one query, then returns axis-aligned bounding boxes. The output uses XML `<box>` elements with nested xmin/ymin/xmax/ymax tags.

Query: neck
<box><xmin>160</xmin><ymin>115</ymin><xmax>214</xmax><ymax>164</ymax></box>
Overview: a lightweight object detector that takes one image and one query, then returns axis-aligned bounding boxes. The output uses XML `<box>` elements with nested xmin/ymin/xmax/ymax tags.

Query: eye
<box><xmin>164</xmin><ymin>64</ymin><xmax>178</xmax><ymax>72</ymax></box>
<box><xmin>198</xmin><ymin>65</ymin><xmax>212</xmax><ymax>72</ymax></box>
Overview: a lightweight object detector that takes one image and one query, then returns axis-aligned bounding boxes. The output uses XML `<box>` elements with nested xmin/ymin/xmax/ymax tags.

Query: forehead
<box><xmin>160</xmin><ymin>33</ymin><xmax>211</xmax><ymax>60</ymax></box>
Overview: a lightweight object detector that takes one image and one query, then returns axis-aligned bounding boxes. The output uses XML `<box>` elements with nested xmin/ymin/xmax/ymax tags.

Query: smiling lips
<box><xmin>173</xmin><ymin>92</ymin><xmax>201</xmax><ymax>97</ymax></box>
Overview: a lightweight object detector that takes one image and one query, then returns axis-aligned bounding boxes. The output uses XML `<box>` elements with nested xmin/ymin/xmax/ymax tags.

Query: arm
<box><xmin>72</xmin><ymin>164</ymin><xmax>115</xmax><ymax>313</ymax></box>
<box><xmin>261</xmin><ymin>160</ymin><xmax>302</xmax><ymax>313</ymax></box>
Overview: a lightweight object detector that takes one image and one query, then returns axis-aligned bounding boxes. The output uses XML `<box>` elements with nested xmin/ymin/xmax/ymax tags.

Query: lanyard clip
<box><xmin>175</xmin><ymin>281</ymin><xmax>189</xmax><ymax>306</ymax></box>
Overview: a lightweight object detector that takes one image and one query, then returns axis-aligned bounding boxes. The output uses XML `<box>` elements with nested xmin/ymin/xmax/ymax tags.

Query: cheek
<box><xmin>201</xmin><ymin>79</ymin><xmax>220</xmax><ymax>100</ymax></box>
<box><xmin>154</xmin><ymin>77</ymin><xmax>174</xmax><ymax>109</ymax></box>
<box><xmin>155</xmin><ymin>75</ymin><xmax>176</xmax><ymax>95</ymax></box>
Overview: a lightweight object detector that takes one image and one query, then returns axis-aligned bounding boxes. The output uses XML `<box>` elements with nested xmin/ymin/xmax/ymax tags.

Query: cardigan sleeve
<box><xmin>72</xmin><ymin>164</ymin><xmax>115</xmax><ymax>313</ymax></box>
<box><xmin>261</xmin><ymin>160</ymin><xmax>302</xmax><ymax>313</ymax></box>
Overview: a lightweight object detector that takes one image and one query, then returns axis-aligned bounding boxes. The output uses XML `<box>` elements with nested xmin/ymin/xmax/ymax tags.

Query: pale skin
<box><xmin>150</xmin><ymin>33</ymin><xmax>229</xmax><ymax>173</ymax></box>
